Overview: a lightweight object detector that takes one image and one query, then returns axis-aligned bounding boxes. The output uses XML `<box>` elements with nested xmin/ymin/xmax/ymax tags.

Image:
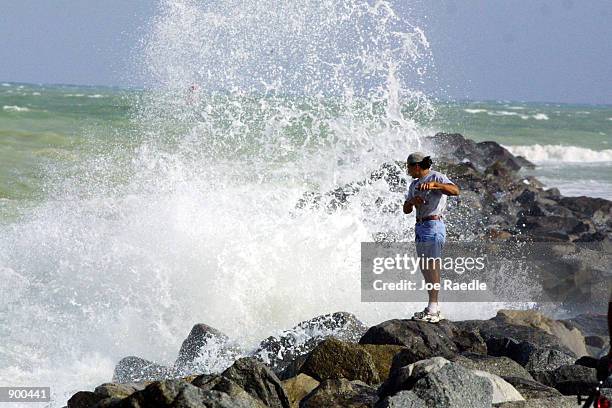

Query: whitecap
<box><xmin>504</xmin><ymin>144</ymin><xmax>612</xmax><ymax>163</ymax></box>
<box><xmin>1</xmin><ymin>83</ymin><xmax>10</xmax><ymax>87</ymax></box>
<box><xmin>87</xmin><ymin>94</ymin><xmax>104</xmax><ymax>98</ymax></box>
<box><xmin>464</xmin><ymin>108</ymin><xmax>487</xmax><ymax>114</ymax></box>
<box><xmin>532</xmin><ymin>113</ymin><xmax>549</xmax><ymax>120</ymax></box>
<box><xmin>3</xmin><ymin>105</ymin><xmax>30</xmax><ymax>112</ymax></box>
<box><xmin>487</xmin><ymin>110</ymin><xmax>519</xmax><ymax>116</ymax></box>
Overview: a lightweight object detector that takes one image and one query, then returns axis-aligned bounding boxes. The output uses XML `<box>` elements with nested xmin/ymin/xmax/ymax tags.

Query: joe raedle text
<box><xmin>372</xmin><ymin>278</ymin><xmax>487</xmax><ymax>292</ymax></box>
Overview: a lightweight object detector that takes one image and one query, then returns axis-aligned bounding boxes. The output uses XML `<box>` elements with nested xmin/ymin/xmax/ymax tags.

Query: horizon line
<box><xmin>2</xmin><ymin>80</ymin><xmax>611</xmax><ymax>108</ymax></box>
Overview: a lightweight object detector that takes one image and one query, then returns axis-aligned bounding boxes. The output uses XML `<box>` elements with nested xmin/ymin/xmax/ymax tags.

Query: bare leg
<box><xmin>421</xmin><ymin>258</ymin><xmax>440</xmax><ymax>304</ymax></box>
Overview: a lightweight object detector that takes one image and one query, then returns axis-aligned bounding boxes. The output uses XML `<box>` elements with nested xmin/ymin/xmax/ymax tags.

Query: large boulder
<box><xmin>493</xmin><ymin>310</ymin><xmax>588</xmax><ymax>357</ymax></box>
<box><xmin>359</xmin><ymin>319</ymin><xmax>460</xmax><ymax>361</ymax></box>
<box><xmin>456</xmin><ymin>317</ymin><xmax>578</xmax><ymax>370</ymax></box>
<box><xmin>531</xmin><ymin>364</ymin><xmax>597</xmax><ymax>395</ymax></box>
<box><xmin>384</xmin><ymin>358</ymin><xmax>494</xmax><ymax>408</ymax></box>
<box><xmin>556</xmin><ymin>196</ymin><xmax>612</xmax><ymax>227</ymax></box>
<box><xmin>523</xmin><ymin>348</ymin><xmax>576</xmax><ymax>372</ymax></box>
<box><xmin>174</xmin><ymin>323</ymin><xmax>241</xmax><ymax>375</ymax></box>
<box><xmin>112</xmin><ymin>356</ymin><xmax>175</xmax><ymax>383</ymax></box>
<box><xmin>254</xmin><ymin>312</ymin><xmax>368</xmax><ymax>375</ymax></box>
<box><xmin>299</xmin><ymin>338</ymin><xmax>380</xmax><ymax>385</ymax></box>
<box><xmin>299</xmin><ymin>378</ymin><xmax>378</xmax><ymax>408</ymax></box>
<box><xmin>221</xmin><ymin>357</ymin><xmax>291</xmax><ymax>408</ymax></box>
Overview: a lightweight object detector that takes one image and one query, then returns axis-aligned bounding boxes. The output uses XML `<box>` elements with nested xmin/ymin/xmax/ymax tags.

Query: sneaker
<box><xmin>412</xmin><ymin>307</ymin><xmax>444</xmax><ymax>323</ymax></box>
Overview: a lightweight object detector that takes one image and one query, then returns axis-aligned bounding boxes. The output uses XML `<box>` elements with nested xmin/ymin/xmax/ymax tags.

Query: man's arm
<box><xmin>403</xmin><ymin>196</ymin><xmax>425</xmax><ymax>214</ymax></box>
<box><xmin>418</xmin><ymin>182</ymin><xmax>460</xmax><ymax>196</ymax></box>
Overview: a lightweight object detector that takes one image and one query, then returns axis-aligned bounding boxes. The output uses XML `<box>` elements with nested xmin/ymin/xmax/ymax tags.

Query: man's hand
<box><xmin>418</xmin><ymin>181</ymin><xmax>460</xmax><ymax>196</ymax></box>
<box><xmin>417</xmin><ymin>182</ymin><xmax>439</xmax><ymax>191</ymax></box>
<box><xmin>403</xmin><ymin>196</ymin><xmax>425</xmax><ymax>214</ymax></box>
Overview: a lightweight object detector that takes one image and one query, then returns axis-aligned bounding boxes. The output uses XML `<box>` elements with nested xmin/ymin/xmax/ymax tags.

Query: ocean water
<box><xmin>1</xmin><ymin>1</ymin><xmax>611</xmax><ymax>407</ymax></box>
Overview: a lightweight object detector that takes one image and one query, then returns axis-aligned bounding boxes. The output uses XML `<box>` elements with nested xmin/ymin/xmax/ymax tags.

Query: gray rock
<box><xmin>379</xmin><ymin>356</ymin><xmax>450</xmax><ymax>399</ymax></box>
<box><xmin>501</xmin><ymin>377</ymin><xmax>562</xmax><ymax>400</ymax></box>
<box><xmin>410</xmin><ymin>362</ymin><xmax>493</xmax><ymax>408</ymax></box>
<box><xmin>524</xmin><ymin>348</ymin><xmax>576</xmax><ymax>372</ymax></box>
<box><xmin>175</xmin><ymin>385</ymin><xmax>265</xmax><ymax>408</ymax></box>
<box><xmin>254</xmin><ymin>312</ymin><xmax>368</xmax><ymax>375</ymax></box>
<box><xmin>299</xmin><ymin>378</ymin><xmax>377</xmax><ymax>408</ymax></box>
<box><xmin>174</xmin><ymin>323</ymin><xmax>241</xmax><ymax>375</ymax></box>
<box><xmin>122</xmin><ymin>379</ymin><xmax>193</xmax><ymax>407</ymax></box>
<box><xmin>531</xmin><ymin>364</ymin><xmax>597</xmax><ymax>395</ymax></box>
<box><xmin>221</xmin><ymin>357</ymin><xmax>290</xmax><ymax>408</ymax></box>
<box><xmin>452</xmin><ymin>353</ymin><xmax>534</xmax><ymax>381</ymax></box>
<box><xmin>112</xmin><ymin>356</ymin><xmax>175</xmax><ymax>383</ymax></box>
<box><xmin>359</xmin><ymin>319</ymin><xmax>459</xmax><ymax>362</ymax></box>
<box><xmin>471</xmin><ymin>370</ymin><xmax>524</xmax><ymax>404</ymax></box>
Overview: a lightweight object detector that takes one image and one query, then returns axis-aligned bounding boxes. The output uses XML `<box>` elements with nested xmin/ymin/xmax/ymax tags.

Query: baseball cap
<box><xmin>407</xmin><ymin>152</ymin><xmax>427</xmax><ymax>165</ymax></box>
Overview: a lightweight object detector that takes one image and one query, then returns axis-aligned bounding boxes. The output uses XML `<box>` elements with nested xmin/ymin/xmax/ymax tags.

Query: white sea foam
<box><xmin>3</xmin><ymin>105</ymin><xmax>30</xmax><ymax>112</ymax></box>
<box><xmin>87</xmin><ymin>94</ymin><xmax>104</xmax><ymax>98</ymax></box>
<box><xmin>464</xmin><ymin>108</ymin><xmax>487</xmax><ymax>114</ymax></box>
<box><xmin>505</xmin><ymin>144</ymin><xmax>612</xmax><ymax>163</ymax></box>
<box><xmin>1</xmin><ymin>83</ymin><xmax>10</xmax><ymax>87</ymax></box>
<box><xmin>483</xmin><ymin>111</ymin><xmax>548</xmax><ymax>120</ymax></box>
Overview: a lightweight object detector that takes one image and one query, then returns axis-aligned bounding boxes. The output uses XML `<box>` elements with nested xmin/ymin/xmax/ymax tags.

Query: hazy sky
<box><xmin>1</xmin><ymin>1</ymin><xmax>610</xmax><ymax>104</ymax></box>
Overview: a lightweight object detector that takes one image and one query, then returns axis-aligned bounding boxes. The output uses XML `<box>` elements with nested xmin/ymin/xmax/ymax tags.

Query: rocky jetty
<box><xmin>66</xmin><ymin>309</ymin><xmax>610</xmax><ymax>408</ymax></box>
<box><xmin>65</xmin><ymin>134</ymin><xmax>611</xmax><ymax>407</ymax></box>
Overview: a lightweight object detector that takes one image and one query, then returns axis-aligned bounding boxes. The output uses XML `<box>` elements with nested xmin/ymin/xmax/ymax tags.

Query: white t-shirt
<box><xmin>404</xmin><ymin>170</ymin><xmax>455</xmax><ymax>219</ymax></box>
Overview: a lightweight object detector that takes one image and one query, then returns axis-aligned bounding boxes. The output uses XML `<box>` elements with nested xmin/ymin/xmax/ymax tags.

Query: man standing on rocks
<box><xmin>403</xmin><ymin>152</ymin><xmax>459</xmax><ymax>323</ymax></box>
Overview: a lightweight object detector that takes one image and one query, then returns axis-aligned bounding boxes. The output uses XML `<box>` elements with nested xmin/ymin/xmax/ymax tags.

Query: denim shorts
<box><xmin>415</xmin><ymin>220</ymin><xmax>446</xmax><ymax>259</ymax></box>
